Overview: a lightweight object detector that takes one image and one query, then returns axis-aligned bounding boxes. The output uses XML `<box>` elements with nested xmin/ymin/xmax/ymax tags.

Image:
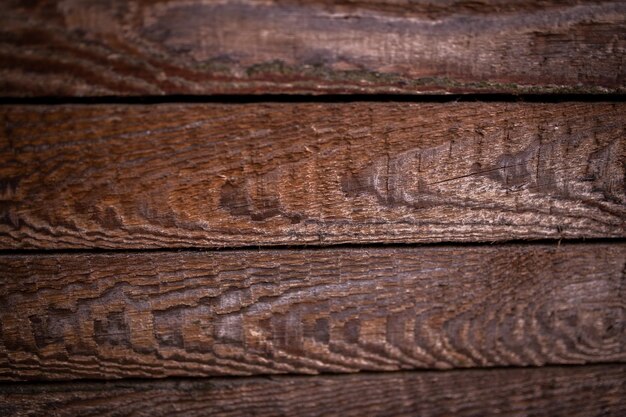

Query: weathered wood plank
<box><xmin>0</xmin><ymin>244</ymin><xmax>623</xmax><ymax>380</ymax></box>
<box><xmin>1</xmin><ymin>365</ymin><xmax>625</xmax><ymax>417</ymax></box>
<box><xmin>0</xmin><ymin>0</ymin><xmax>624</xmax><ymax>96</ymax></box>
<box><xmin>1</xmin><ymin>103</ymin><xmax>624</xmax><ymax>249</ymax></box>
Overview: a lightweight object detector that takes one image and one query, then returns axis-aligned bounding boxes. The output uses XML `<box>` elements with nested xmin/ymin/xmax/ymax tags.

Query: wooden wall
<box><xmin>0</xmin><ymin>1</ymin><xmax>624</xmax><ymax>416</ymax></box>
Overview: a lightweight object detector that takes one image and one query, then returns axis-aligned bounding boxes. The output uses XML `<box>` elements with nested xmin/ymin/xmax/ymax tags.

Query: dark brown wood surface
<box><xmin>1</xmin><ymin>0</ymin><xmax>624</xmax><ymax>96</ymax></box>
<box><xmin>1</xmin><ymin>0</ymin><xmax>623</xmax><ymax>412</ymax></box>
<box><xmin>1</xmin><ymin>364</ymin><xmax>624</xmax><ymax>416</ymax></box>
<box><xmin>1</xmin><ymin>102</ymin><xmax>624</xmax><ymax>249</ymax></box>
<box><xmin>1</xmin><ymin>244</ymin><xmax>623</xmax><ymax>380</ymax></box>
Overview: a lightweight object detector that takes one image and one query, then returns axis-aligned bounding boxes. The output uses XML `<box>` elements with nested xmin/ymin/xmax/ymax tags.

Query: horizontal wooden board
<box><xmin>0</xmin><ymin>0</ymin><xmax>624</xmax><ymax>95</ymax></box>
<box><xmin>1</xmin><ymin>102</ymin><xmax>624</xmax><ymax>249</ymax></box>
<box><xmin>0</xmin><ymin>244</ymin><xmax>624</xmax><ymax>380</ymax></box>
<box><xmin>1</xmin><ymin>365</ymin><xmax>625</xmax><ymax>417</ymax></box>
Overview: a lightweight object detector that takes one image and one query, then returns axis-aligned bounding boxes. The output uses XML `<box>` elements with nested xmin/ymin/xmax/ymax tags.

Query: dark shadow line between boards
<box><xmin>0</xmin><ymin>93</ymin><xmax>626</xmax><ymax>105</ymax></box>
<box><xmin>0</xmin><ymin>361</ymin><xmax>624</xmax><ymax>388</ymax></box>
<box><xmin>0</xmin><ymin>237</ymin><xmax>624</xmax><ymax>257</ymax></box>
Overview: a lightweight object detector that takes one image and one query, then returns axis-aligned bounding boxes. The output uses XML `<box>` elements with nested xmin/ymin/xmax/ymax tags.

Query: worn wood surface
<box><xmin>1</xmin><ymin>102</ymin><xmax>624</xmax><ymax>249</ymax></box>
<box><xmin>0</xmin><ymin>0</ymin><xmax>624</xmax><ymax>96</ymax></box>
<box><xmin>1</xmin><ymin>244</ymin><xmax>624</xmax><ymax>380</ymax></box>
<box><xmin>1</xmin><ymin>365</ymin><xmax>625</xmax><ymax>417</ymax></box>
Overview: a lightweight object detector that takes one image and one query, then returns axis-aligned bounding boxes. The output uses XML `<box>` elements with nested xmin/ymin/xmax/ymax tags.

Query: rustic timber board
<box><xmin>1</xmin><ymin>244</ymin><xmax>623</xmax><ymax>380</ymax></box>
<box><xmin>1</xmin><ymin>365</ymin><xmax>625</xmax><ymax>417</ymax></box>
<box><xmin>1</xmin><ymin>102</ymin><xmax>624</xmax><ymax>249</ymax></box>
<box><xmin>0</xmin><ymin>0</ymin><xmax>624</xmax><ymax>96</ymax></box>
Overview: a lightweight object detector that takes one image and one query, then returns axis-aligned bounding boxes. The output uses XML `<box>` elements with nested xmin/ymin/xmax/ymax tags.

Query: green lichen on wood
<box><xmin>194</xmin><ymin>59</ymin><xmax>619</xmax><ymax>94</ymax></box>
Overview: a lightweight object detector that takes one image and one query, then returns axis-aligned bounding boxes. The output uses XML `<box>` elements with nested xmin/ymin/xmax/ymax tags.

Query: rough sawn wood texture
<box><xmin>1</xmin><ymin>244</ymin><xmax>624</xmax><ymax>380</ymax></box>
<box><xmin>1</xmin><ymin>365</ymin><xmax>625</xmax><ymax>417</ymax></box>
<box><xmin>1</xmin><ymin>102</ymin><xmax>624</xmax><ymax>249</ymax></box>
<box><xmin>0</xmin><ymin>0</ymin><xmax>624</xmax><ymax>95</ymax></box>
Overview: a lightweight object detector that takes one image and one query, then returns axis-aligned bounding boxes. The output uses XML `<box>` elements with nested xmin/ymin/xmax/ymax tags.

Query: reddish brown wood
<box><xmin>1</xmin><ymin>365</ymin><xmax>625</xmax><ymax>417</ymax></box>
<box><xmin>0</xmin><ymin>0</ymin><xmax>624</xmax><ymax>96</ymax></box>
<box><xmin>1</xmin><ymin>244</ymin><xmax>624</xmax><ymax>380</ymax></box>
<box><xmin>0</xmin><ymin>102</ymin><xmax>624</xmax><ymax>249</ymax></box>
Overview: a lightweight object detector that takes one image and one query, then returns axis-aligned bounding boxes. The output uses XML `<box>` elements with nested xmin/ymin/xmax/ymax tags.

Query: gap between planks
<box><xmin>0</xmin><ymin>236</ymin><xmax>624</xmax><ymax>256</ymax></box>
<box><xmin>0</xmin><ymin>93</ymin><xmax>626</xmax><ymax>105</ymax></box>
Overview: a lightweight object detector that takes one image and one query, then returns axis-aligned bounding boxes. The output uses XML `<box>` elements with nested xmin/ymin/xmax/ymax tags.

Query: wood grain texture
<box><xmin>0</xmin><ymin>0</ymin><xmax>624</xmax><ymax>96</ymax></box>
<box><xmin>1</xmin><ymin>365</ymin><xmax>625</xmax><ymax>417</ymax></box>
<box><xmin>1</xmin><ymin>244</ymin><xmax>624</xmax><ymax>380</ymax></box>
<box><xmin>1</xmin><ymin>102</ymin><xmax>624</xmax><ymax>249</ymax></box>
